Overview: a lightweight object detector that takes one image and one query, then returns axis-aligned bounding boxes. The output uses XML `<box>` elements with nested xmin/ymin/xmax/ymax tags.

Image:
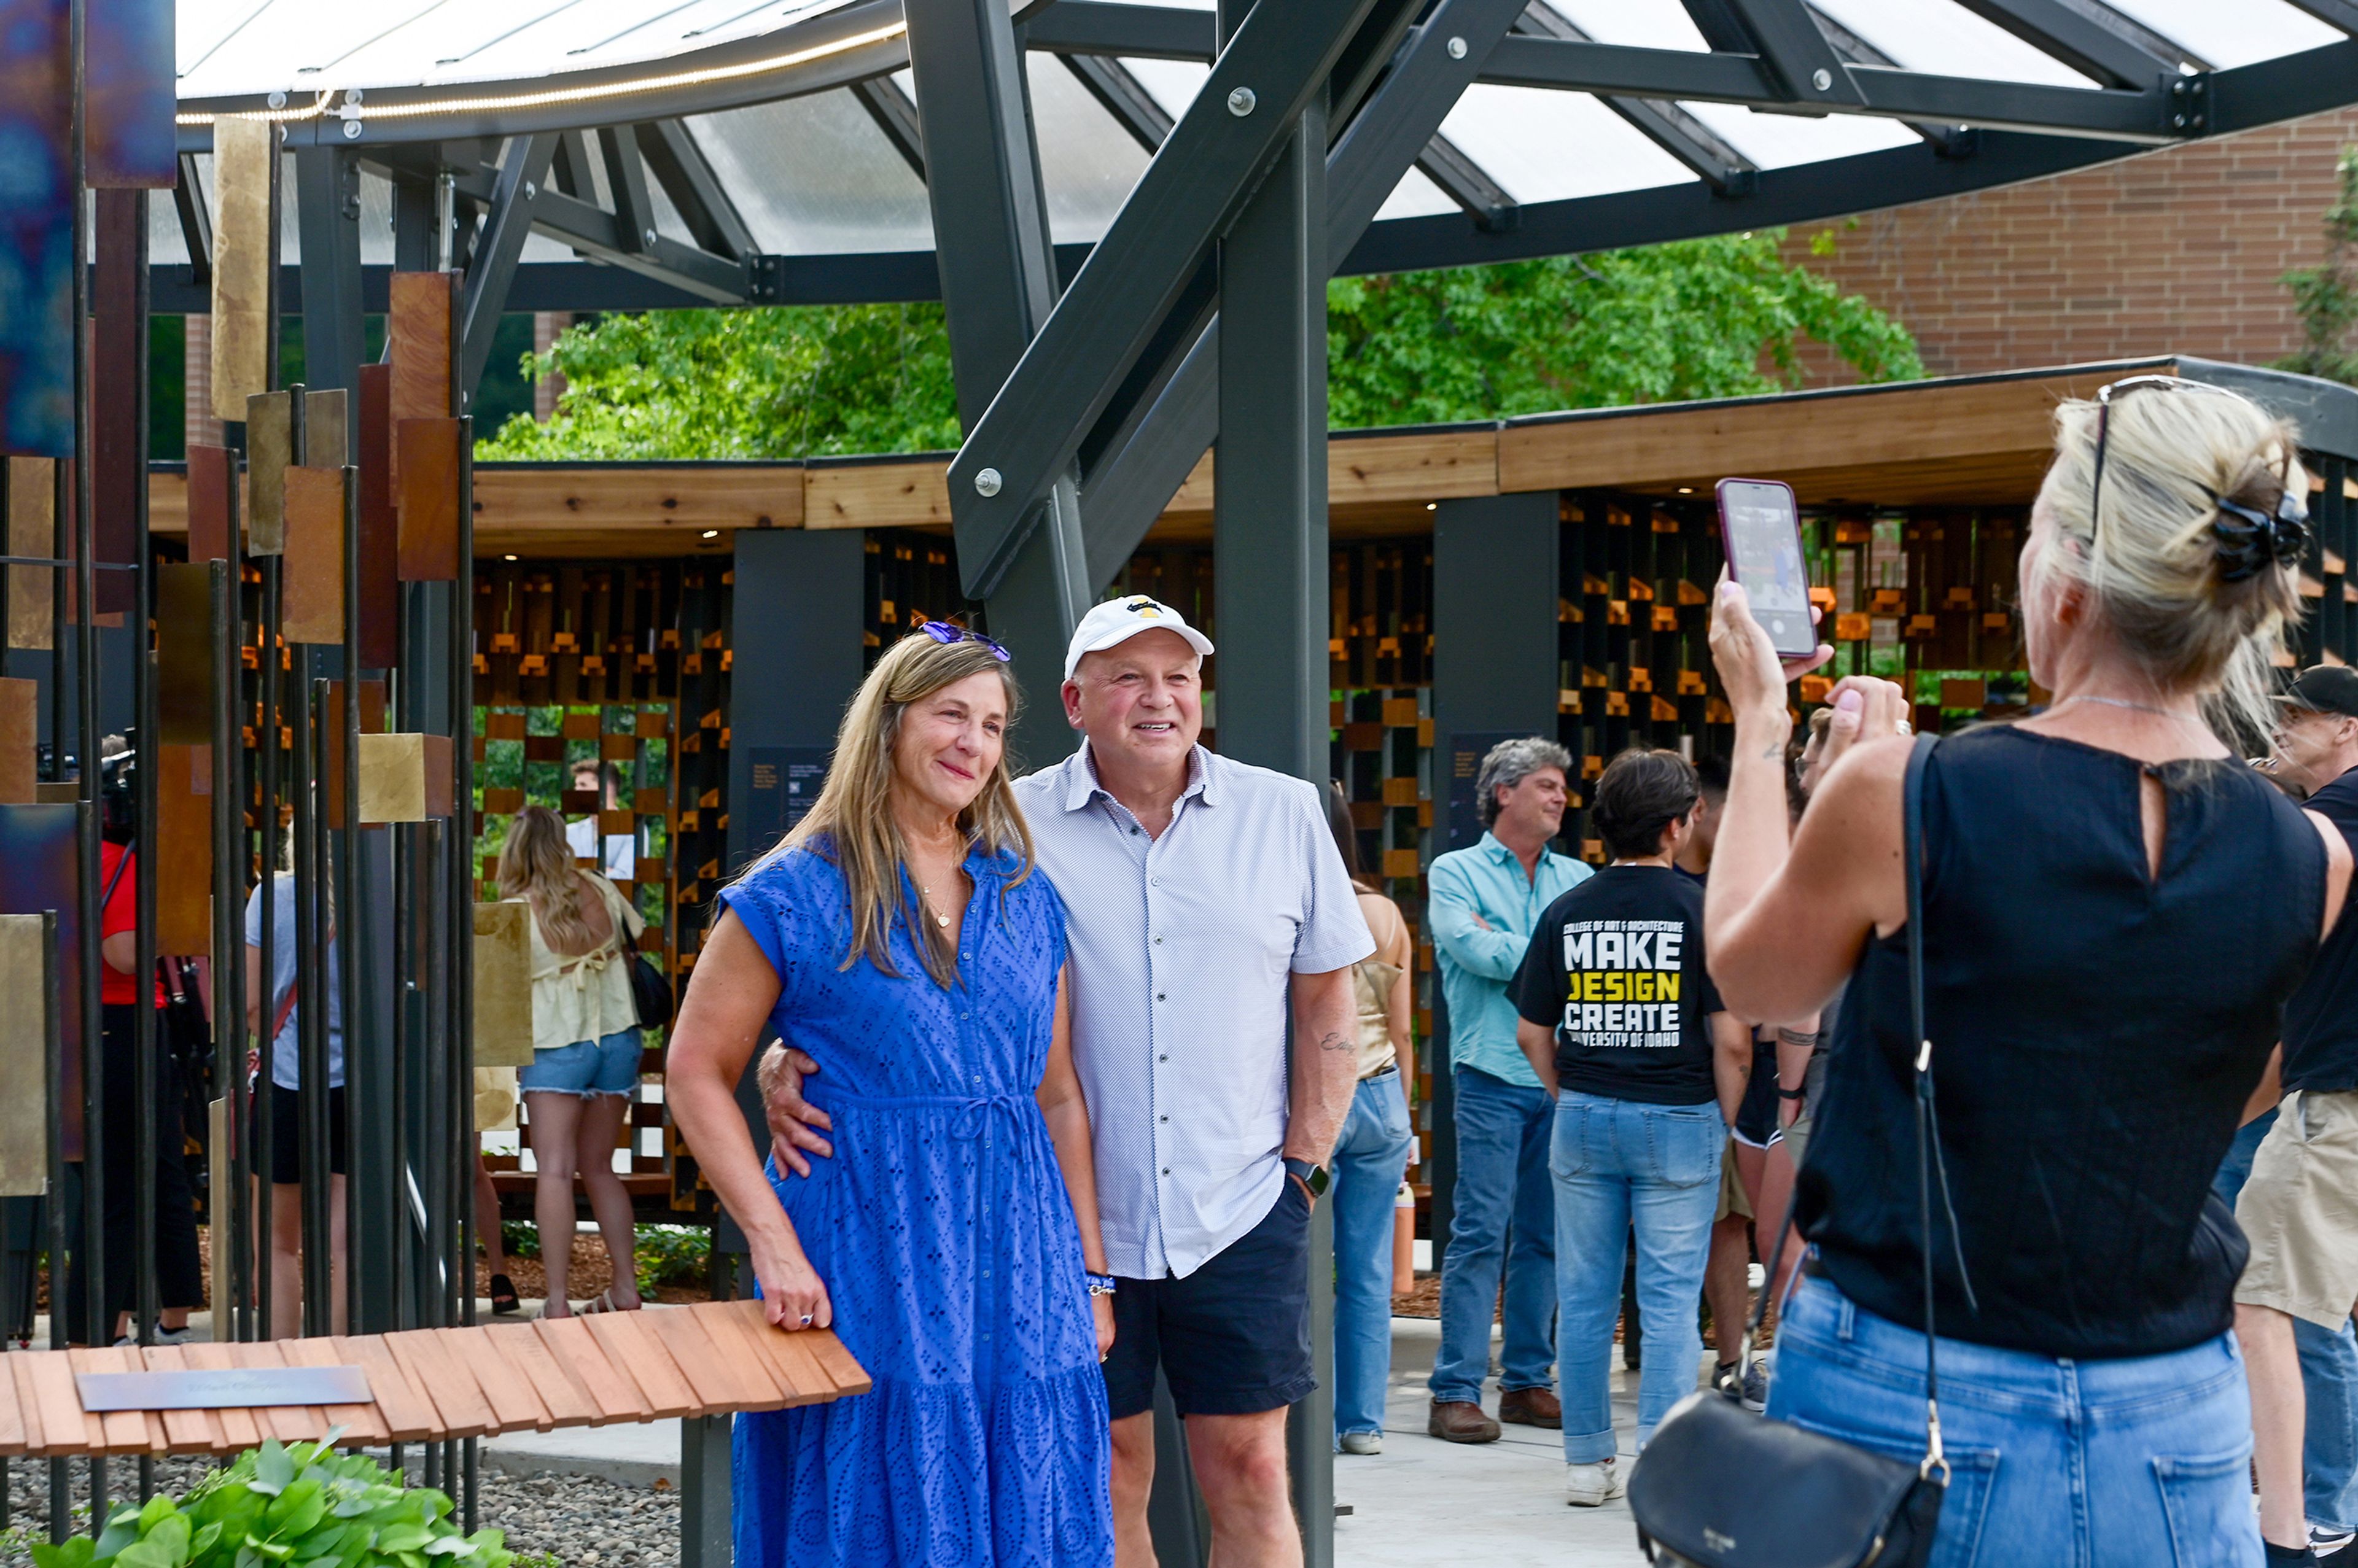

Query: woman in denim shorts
<box><xmin>502</xmin><ymin>804</ymin><xmax>648</xmax><ymax>1315</ymax></box>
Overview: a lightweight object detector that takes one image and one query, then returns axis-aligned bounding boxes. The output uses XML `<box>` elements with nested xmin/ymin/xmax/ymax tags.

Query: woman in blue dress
<box><xmin>666</xmin><ymin>627</ymin><xmax>1116</xmax><ymax>1567</ymax></box>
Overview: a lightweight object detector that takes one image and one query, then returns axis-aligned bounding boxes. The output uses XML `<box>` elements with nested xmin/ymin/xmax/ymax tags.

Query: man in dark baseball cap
<box><xmin>2233</xmin><ymin>669</ymin><xmax>2358</xmax><ymax>1565</ymax></box>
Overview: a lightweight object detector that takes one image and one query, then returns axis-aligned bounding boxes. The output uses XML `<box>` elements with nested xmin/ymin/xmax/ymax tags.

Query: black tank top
<box><xmin>1801</xmin><ymin>725</ymin><xmax>2326</xmax><ymax>1359</ymax></box>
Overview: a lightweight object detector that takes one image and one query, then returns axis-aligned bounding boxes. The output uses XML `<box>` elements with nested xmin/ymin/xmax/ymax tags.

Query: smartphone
<box><xmin>1715</xmin><ymin>478</ymin><xmax>1816</xmax><ymax>659</ymax></box>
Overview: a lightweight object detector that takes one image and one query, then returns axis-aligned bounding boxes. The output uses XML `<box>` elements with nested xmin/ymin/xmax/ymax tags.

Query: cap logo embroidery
<box><xmin>1125</xmin><ymin>599</ymin><xmax>1164</xmax><ymax>618</ymax></box>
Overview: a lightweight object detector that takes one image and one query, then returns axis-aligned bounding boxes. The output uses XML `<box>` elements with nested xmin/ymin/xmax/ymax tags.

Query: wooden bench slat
<box><xmin>330</xmin><ymin>1336</ymin><xmax>437</xmax><ymax>1443</ymax></box>
<box><xmin>481</xmin><ymin>1323</ymin><xmax>597</xmax><ymax>1429</ymax></box>
<box><xmin>383</xmin><ymin>1329</ymin><xmax>496</xmax><ymax>1438</ymax></box>
<box><xmin>224</xmin><ymin>1341</ymin><xmax>332</xmax><ymax>1445</ymax></box>
<box><xmin>531</xmin><ymin>1317</ymin><xmax>647</xmax><ymax>1425</ymax></box>
<box><xmin>580</xmin><ymin>1312</ymin><xmax>696</xmax><ymax>1421</ymax></box>
<box><xmin>432</xmin><ymin>1326</ymin><xmax>548</xmax><ymax>1434</ymax></box>
<box><xmin>9</xmin><ymin>1352</ymin><xmax>48</xmax><ymax>1454</ymax></box>
<box><xmin>803</xmin><ymin>1330</ymin><xmax>872</xmax><ymax>1399</ymax></box>
<box><xmin>637</xmin><ymin>1303</ymin><xmax>742</xmax><ymax>1413</ymax></box>
<box><xmin>176</xmin><ymin>1343</ymin><xmax>263</xmax><ymax>1450</ymax></box>
<box><xmin>129</xmin><ymin>1346</ymin><xmax>228</xmax><ymax>1452</ymax></box>
<box><xmin>278</xmin><ymin>1337</ymin><xmax>390</xmax><ymax>1445</ymax></box>
<box><xmin>0</xmin><ymin>1338</ymin><xmax>29</xmax><ymax>1454</ymax></box>
<box><xmin>683</xmin><ymin>1303</ymin><xmax>795</xmax><ymax>1413</ymax></box>
<box><xmin>715</xmin><ymin>1298</ymin><xmax>834</xmax><ymax>1408</ymax></box>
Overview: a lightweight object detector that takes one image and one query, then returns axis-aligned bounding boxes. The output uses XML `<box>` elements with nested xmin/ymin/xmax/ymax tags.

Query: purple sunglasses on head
<box><xmin>917</xmin><ymin>619</ymin><xmax>1011</xmax><ymax>661</ymax></box>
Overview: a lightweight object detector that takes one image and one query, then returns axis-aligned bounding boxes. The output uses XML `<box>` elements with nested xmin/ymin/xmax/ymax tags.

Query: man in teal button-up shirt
<box><xmin>1424</xmin><ymin>737</ymin><xmax>1590</xmax><ymax>1443</ymax></box>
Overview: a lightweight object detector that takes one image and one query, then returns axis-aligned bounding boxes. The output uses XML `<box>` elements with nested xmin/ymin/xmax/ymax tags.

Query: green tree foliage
<box><xmin>478</xmin><ymin>304</ymin><xmax>960</xmax><ymax>460</ymax></box>
<box><xmin>481</xmin><ymin>228</ymin><xmax>1919</xmax><ymax>459</ymax></box>
<box><xmin>1327</xmin><ymin>228</ymin><xmax>1921</xmax><ymax>427</ymax></box>
<box><xmin>2277</xmin><ymin>147</ymin><xmax>2358</xmax><ymax>387</ymax></box>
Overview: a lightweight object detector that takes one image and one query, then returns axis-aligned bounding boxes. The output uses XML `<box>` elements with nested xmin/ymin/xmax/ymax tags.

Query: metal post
<box><xmin>453</xmin><ymin>429</ymin><xmax>478</xmax><ymax>1524</ymax></box>
<box><xmin>255</xmin><ymin>554</ymin><xmax>281</xmax><ymax>1341</ymax></box>
<box><xmin>339</xmin><ymin>467</ymin><xmax>368</xmax><ymax>1333</ymax></box>
<box><xmin>679</xmin><ymin>1415</ymin><xmax>732</xmax><ymax>1568</ymax></box>
<box><xmin>295</xmin><ymin>670</ymin><xmax>328</xmax><ymax>1335</ymax></box>
<box><xmin>1210</xmin><ymin>17</ymin><xmax>1334</xmax><ymax>1554</ymax></box>
<box><xmin>42</xmin><ymin>914</ymin><xmax>66</xmax><ymax>1542</ymax></box>
<box><xmin>208</xmin><ymin>559</ymin><xmax>246</xmax><ymax>1343</ymax></box>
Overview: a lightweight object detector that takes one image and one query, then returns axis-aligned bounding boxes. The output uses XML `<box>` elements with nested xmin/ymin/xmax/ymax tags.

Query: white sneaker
<box><xmin>1565</xmin><ymin>1458</ymin><xmax>1626</xmax><ymax>1507</ymax></box>
<box><xmin>1339</xmin><ymin>1431</ymin><xmax>1382</xmax><ymax>1456</ymax></box>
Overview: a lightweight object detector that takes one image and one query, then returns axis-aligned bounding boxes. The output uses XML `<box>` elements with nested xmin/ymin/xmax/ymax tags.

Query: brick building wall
<box><xmin>1783</xmin><ymin>106</ymin><xmax>2358</xmax><ymax>384</ymax></box>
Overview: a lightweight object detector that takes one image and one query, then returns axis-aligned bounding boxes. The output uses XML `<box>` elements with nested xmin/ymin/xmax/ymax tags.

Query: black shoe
<box><xmin>2265</xmin><ymin>1540</ymin><xmax>2319</xmax><ymax>1566</ymax></box>
<box><xmin>2311</xmin><ymin>1527</ymin><xmax>2357</xmax><ymax>1566</ymax></box>
<box><xmin>489</xmin><ymin>1273</ymin><xmax>522</xmax><ymax>1316</ymax></box>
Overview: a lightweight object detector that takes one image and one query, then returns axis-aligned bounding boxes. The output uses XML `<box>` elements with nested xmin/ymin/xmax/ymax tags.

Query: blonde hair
<box><xmin>497</xmin><ymin>804</ymin><xmax>603</xmax><ymax>955</ymax></box>
<box><xmin>2028</xmin><ymin>383</ymin><xmax>2308</xmax><ymax>745</ymax></box>
<box><xmin>757</xmin><ymin>632</ymin><xmax>1031</xmax><ymax>988</ymax></box>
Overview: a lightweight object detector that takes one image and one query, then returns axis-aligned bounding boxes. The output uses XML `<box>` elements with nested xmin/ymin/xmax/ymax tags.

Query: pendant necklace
<box><xmin>918</xmin><ymin>884</ymin><xmax>951</xmax><ymax>929</ymax></box>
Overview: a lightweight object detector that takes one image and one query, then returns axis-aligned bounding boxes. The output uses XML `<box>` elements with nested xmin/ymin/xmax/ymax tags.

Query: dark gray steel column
<box><xmin>1428</xmin><ymin>491</ymin><xmax>1560</xmax><ymax>1264</ymax></box>
<box><xmin>294</xmin><ymin>145</ymin><xmax>365</xmax><ymax>440</ymax></box>
<box><xmin>905</xmin><ymin>0</ymin><xmax>1092</xmax><ymax>691</ymax></box>
<box><xmin>1210</xmin><ymin>38</ymin><xmax>1335</xmax><ymax>1558</ymax></box>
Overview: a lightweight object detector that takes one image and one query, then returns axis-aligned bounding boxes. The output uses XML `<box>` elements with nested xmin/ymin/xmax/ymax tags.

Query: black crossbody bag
<box><xmin>1629</xmin><ymin>734</ymin><xmax>1971</xmax><ymax>1568</ymax></box>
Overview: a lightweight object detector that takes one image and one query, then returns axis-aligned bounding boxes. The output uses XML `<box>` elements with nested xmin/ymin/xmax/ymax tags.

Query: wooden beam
<box><xmin>803</xmin><ymin>459</ymin><xmax>953</xmax><ymax>531</ymax></box>
<box><xmin>1495</xmin><ymin>363</ymin><xmax>2159</xmax><ymax>499</ymax></box>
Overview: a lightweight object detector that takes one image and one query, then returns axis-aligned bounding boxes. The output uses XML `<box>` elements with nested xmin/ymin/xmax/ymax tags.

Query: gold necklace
<box><xmin>918</xmin><ymin>884</ymin><xmax>951</xmax><ymax>929</ymax></box>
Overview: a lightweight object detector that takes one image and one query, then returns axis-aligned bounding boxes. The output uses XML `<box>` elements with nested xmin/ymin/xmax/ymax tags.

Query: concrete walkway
<box><xmin>1334</xmin><ymin>1318</ymin><xmax>1670</xmax><ymax>1568</ymax></box>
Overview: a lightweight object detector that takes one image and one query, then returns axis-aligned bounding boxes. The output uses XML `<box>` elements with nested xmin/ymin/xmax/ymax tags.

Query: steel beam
<box><xmin>598</xmin><ymin>126</ymin><xmax>660</xmax><ymax>257</ymax></box>
<box><xmin>1803</xmin><ymin>4</ymin><xmax>1971</xmax><ymax>151</ymax></box>
<box><xmin>1416</xmin><ymin>133</ymin><xmax>1519</xmax><ymax>230</ymax></box>
<box><xmin>1514</xmin><ymin>3</ymin><xmax>1758</xmax><ymax>195</ymax></box>
<box><xmin>1078</xmin><ymin>0</ymin><xmax>1536</xmax><ymax>587</ymax></box>
<box><xmin>1059</xmin><ymin>53</ymin><xmax>1175</xmax><ymax>150</ymax></box>
<box><xmin>851</xmin><ymin>76</ymin><xmax>928</xmax><ymax>179</ymax></box>
<box><xmin>1950</xmin><ymin>0</ymin><xmax>2177</xmax><ymax>88</ymax></box>
<box><xmin>1705</xmin><ymin>0</ymin><xmax>1863</xmax><ymax>103</ymax></box>
<box><xmin>2280</xmin><ymin>0</ymin><xmax>2358</xmax><ymax>31</ymax></box>
<box><xmin>526</xmin><ymin>184</ymin><xmax>751</xmax><ymax>301</ymax></box>
<box><xmin>638</xmin><ymin>121</ymin><xmax>759</xmax><ymax>263</ymax></box>
<box><xmin>294</xmin><ymin>144</ymin><xmax>367</xmax><ymax>450</ymax></box>
<box><xmin>455</xmin><ymin>132</ymin><xmax>559</xmax><ymax>413</ymax></box>
<box><xmin>1212</xmin><ymin>68</ymin><xmax>1334</xmax><ymax>1568</ymax></box>
<box><xmin>173</xmin><ymin>153</ymin><xmax>212</xmax><ymax>287</ymax></box>
<box><xmin>906</xmin><ymin>0</ymin><xmax>1092</xmax><ymax>680</ymax></box>
<box><xmin>945</xmin><ymin>0</ymin><xmax>1385</xmax><ymax>598</ymax></box>
<box><xmin>1021</xmin><ymin>0</ymin><xmax>1215</xmax><ymax>60</ymax></box>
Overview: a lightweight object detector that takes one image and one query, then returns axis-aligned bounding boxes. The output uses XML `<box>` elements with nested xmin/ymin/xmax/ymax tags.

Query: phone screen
<box><xmin>1716</xmin><ymin>479</ymin><xmax>1815</xmax><ymax>658</ymax></box>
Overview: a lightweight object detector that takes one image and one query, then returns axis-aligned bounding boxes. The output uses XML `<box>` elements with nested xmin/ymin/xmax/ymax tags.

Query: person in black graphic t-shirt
<box><xmin>1511</xmin><ymin>748</ymin><xmax>1749</xmax><ymax>1508</ymax></box>
<box><xmin>2238</xmin><ymin>664</ymin><xmax>2358</xmax><ymax>1564</ymax></box>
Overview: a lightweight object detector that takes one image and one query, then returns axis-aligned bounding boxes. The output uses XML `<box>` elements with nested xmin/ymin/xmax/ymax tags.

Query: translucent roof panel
<box><xmin>1676</xmin><ymin>103</ymin><xmax>1918</xmax><ymax>169</ymax></box>
<box><xmin>1024</xmin><ymin>57</ymin><xmax>1155</xmax><ymax>246</ymax></box>
<box><xmin>1800</xmin><ymin>0</ymin><xmax>2101</xmax><ymax>87</ymax></box>
<box><xmin>177</xmin><ymin>0</ymin><xmax>861</xmax><ymax>99</ymax></box>
<box><xmin>2104</xmin><ymin>0</ymin><xmax>2342</xmax><ymax>69</ymax></box>
<box><xmin>687</xmin><ymin>91</ymin><xmax>934</xmax><ymax>255</ymax></box>
<box><xmin>1436</xmin><ymin>85</ymin><xmax>1693</xmax><ymax>205</ymax></box>
<box><xmin>1374</xmin><ymin>166</ymin><xmax>1461</xmax><ymax>223</ymax></box>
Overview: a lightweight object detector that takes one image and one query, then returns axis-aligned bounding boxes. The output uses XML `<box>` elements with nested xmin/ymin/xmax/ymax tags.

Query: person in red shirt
<box><xmin>64</xmin><ymin>834</ymin><xmax>206</xmax><ymax>1343</ymax></box>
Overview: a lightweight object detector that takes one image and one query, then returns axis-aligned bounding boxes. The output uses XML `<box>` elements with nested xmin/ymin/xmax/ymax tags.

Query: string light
<box><xmin>176</xmin><ymin>20</ymin><xmax>906</xmax><ymax>128</ymax></box>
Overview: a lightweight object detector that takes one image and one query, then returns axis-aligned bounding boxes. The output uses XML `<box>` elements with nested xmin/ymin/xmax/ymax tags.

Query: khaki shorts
<box><xmin>1714</xmin><ymin>1135</ymin><xmax>1753</xmax><ymax>1222</ymax></box>
<box><xmin>1783</xmin><ymin>1110</ymin><xmax>1811</xmax><ymax>1173</ymax></box>
<box><xmin>2235</xmin><ymin>1089</ymin><xmax>2358</xmax><ymax>1330</ymax></box>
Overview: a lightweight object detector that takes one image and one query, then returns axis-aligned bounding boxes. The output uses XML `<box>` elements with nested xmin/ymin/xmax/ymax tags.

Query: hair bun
<box><xmin>2212</xmin><ymin>491</ymin><xmax>2309</xmax><ymax>584</ymax></box>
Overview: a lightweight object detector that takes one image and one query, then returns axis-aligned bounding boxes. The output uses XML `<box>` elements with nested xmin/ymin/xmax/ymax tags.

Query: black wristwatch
<box><xmin>1285</xmin><ymin>1158</ymin><xmax>1331</xmax><ymax>1198</ymax></box>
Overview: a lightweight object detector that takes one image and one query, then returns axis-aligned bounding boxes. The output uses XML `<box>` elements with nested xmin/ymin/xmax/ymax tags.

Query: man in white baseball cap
<box><xmin>1062</xmin><ymin>594</ymin><xmax>1216</xmax><ymax>681</ymax></box>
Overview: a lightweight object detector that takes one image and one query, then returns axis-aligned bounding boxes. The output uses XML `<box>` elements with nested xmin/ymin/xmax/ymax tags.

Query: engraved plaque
<box><xmin>76</xmin><ymin>1367</ymin><xmax>373</xmax><ymax>1411</ymax></box>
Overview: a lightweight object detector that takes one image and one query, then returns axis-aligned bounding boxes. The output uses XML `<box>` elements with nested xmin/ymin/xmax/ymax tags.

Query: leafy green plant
<box><xmin>634</xmin><ymin>1224</ymin><xmax>710</xmax><ymax>1300</ymax></box>
<box><xmin>2277</xmin><ymin>146</ymin><xmax>2358</xmax><ymax>387</ymax></box>
<box><xmin>31</xmin><ymin>1434</ymin><xmax>511</xmax><ymax>1568</ymax></box>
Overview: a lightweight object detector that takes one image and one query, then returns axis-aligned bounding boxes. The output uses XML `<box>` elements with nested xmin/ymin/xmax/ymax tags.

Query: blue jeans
<box><xmin>1331</xmin><ymin>1069</ymin><xmax>1416</xmax><ymax>1439</ymax></box>
<box><xmin>1551</xmin><ymin>1092</ymin><xmax>1722</xmax><ymax>1461</ymax></box>
<box><xmin>1430</xmin><ymin>1067</ymin><xmax>1558</xmax><ymax>1406</ymax></box>
<box><xmin>2217</xmin><ymin>1109</ymin><xmax>2358</xmax><ymax>1533</ymax></box>
<box><xmin>1770</xmin><ymin>1273</ymin><xmax>2260</xmax><ymax>1566</ymax></box>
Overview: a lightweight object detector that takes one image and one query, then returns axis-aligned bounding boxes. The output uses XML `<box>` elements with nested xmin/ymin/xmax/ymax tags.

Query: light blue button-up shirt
<box><xmin>1427</xmin><ymin>832</ymin><xmax>1592</xmax><ymax>1088</ymax></box>
<box><xmin>1016</xmin><ymin>743</ymin><xmax>1374</xmax><ymax>1280</ymax></box>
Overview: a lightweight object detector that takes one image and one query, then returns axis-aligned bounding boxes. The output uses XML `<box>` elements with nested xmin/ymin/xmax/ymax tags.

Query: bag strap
<box><xmin>1744</xmin><ymin>734</ymin><xmax>1965</xmax><ymax>1485</ymax></box>
<box><xmin>1902</xmin><ymin>732</ymin><xmax>1949</xmax><ymax>1485</ymax></box>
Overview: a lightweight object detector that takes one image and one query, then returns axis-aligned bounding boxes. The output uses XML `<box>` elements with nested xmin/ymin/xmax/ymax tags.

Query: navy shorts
<box><xmin>1103</xmin><ymin>1179</ymin><xmax>1315</xmax><ymax>1420</ymax></box>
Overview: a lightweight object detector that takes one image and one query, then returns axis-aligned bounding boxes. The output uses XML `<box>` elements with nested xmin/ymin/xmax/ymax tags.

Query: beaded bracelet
<box><xmin>1086</xmin><ymin>1272</ymin><xmax>1119</xmax><ymax>1297</ymax></box>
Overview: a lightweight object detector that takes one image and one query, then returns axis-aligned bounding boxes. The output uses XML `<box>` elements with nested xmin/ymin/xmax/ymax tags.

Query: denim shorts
<box><xmin>519</xmin><ymin>1026</ymin><xmax>642</xmax><ymax>1098</ymax></box>
<box><xmin>1768</xmin><ymin>1271</ymin><xmax>2260</xmax><ymax>1567</ymax></box>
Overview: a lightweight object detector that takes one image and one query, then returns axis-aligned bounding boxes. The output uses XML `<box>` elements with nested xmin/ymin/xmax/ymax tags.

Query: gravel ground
<box><xmin>0</xmin><ymin>1453</ymin><xmax>679</xmax><ymax>1568</ymax></box>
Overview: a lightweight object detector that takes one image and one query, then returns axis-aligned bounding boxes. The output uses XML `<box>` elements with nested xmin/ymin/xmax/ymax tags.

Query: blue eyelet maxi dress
<box><xmin>716</xmin><ymin>842</ymin><xmax>1113</xmax><ymax>1568</ymax></box>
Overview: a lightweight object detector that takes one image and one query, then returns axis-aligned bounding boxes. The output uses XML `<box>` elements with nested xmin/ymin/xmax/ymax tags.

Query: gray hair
<box><xmin>1476</xmin><ymin>737</ymin><xmax>1573</xmax><ymax>829</ymax></box>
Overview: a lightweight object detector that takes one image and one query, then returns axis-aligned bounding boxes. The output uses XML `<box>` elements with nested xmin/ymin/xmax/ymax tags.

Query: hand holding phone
<box><xmin>1716</xmin><ymin>479</ymin><xmax>1816</xmax><ymax>658</ymax></box>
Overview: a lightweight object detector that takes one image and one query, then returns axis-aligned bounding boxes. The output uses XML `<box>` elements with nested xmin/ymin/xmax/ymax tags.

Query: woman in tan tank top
<box><xmin>1325</xmin><ymin>784</ymin><xmax>1419</xmax><ymax>1454</ymax></box>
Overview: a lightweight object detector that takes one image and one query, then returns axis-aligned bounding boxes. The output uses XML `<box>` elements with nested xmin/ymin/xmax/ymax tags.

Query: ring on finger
<box><xmin>1897</xmin><ymin>720</ymin><xmax>1913</xmax><ymax>736</ymax></box>
<box><xmin>799</xmin><ymin>1313</ymin><xmax>814</xmax><ymax>1327</ymax></box>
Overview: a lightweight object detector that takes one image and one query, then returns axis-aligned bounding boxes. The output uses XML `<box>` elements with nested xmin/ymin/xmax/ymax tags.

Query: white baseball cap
<box><xmin>1063</xmin><ymin>596</ymin><xmax>1215</xmax><ymax>681</ymax></box>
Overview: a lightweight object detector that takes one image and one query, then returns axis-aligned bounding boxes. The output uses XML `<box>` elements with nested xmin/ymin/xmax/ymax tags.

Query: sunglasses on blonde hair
<box><xmin>916</xmin><ymin>618</ymin><xmax>1011</xmax><ymax>662</ymax></box>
